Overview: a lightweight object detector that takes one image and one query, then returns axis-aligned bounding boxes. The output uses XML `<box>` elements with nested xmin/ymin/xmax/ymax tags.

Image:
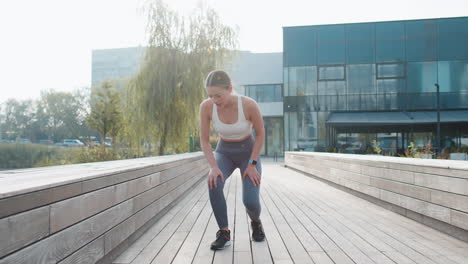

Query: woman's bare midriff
<box><xmin>220</xmin><ymin>134</ymin><xmax>252</xmax><ymax>142</ymax></box>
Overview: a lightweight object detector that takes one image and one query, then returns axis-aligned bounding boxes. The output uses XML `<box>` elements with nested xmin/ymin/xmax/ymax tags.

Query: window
<box><xmin>347</xmin><ymin>64</ymin><xmax>375</xmax><ymax>93</ymax></box>
<box><xmin>318</xmin><ymin>65</ymin><xmax>345</xmax><ymax>81</ymax></box>
<box><xmin>245</xmin><ymin>84</ymin><xmax>282</xmax><ymax>103</ymax></box>
<box><xmin>376</xmin><ymin>63</ymin><xmax>405</xmax><ymax>79</ymax></box>
<box><xmin>288</xmin><ymin>66</ymin><xmax>317</xmax><ymax>96</ymax></box>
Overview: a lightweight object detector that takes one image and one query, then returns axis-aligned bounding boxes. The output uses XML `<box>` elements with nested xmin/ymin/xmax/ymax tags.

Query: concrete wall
<box><xmin>0</xmin><ymin>153</ymin><xmax>208</xmax><ymax>264</ymax></box>
<box><xmin>285</xmin><ymin>152</ymin><xmax>468</xmax><ymax>241</ymax></box>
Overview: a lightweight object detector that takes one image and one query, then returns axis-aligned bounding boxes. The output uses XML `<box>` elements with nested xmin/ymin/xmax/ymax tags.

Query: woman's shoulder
<box><xmin>200</xmin><ymin>98</ymin><xmax>213</xmax><ymax>113</ymax></box>
<box><xmin>240</xmin><ymin>95</ymin><xmax>258</xmax><ymax>109</ymax></box>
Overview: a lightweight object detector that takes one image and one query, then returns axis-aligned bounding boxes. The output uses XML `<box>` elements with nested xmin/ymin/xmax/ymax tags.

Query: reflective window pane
<box><xmin>317</xmin><ymin>25</ymin><xmax>345</xmax><ymax>64</ymax></box>
<box><xmin>245</xmin><ymin>84</ymin><xmax>283</xmax><ymax>103</ymax></box>
<box><xmin>438</xmin><ymin>17</ymin><xmax>468</xmax><ymax>61</ymax></box>
<box><xmin>407</xmin><ymin>62</ymin><xmax>437</xmax><ymax>93</ymax></box>
<box><xmin>347</xmin><ymin>94</ymin><xmax>377</xmax><ymax>111</ymax></box>
<box><xmin>377</xmin><ymin>63</ymin><xmax>405</xmax><ymax>78</ymax></box>
<box><xmin>283</xmin><ymin>27</ymin><xmax>317</xmax><ymax>66</ymax></box>
<box><xmin>438</xmin><ymin>61</ymin><xmax>468</xmax><ymax>92</ymax></box>
<box><xmin>376</xmin><ymin>22</ymin><xmax>405</xmax><ymax>62</ymax></box>
<box><xmin>318</xmin><ymin>80</ymin><xmax>346</xmax><ymax>95</ymax></box>
<box><xmin>347</xmin><ymin>64</ymin><xmax>375</xmax><ymax>93</ymax></box>
<box><xmin>289</xmin><ymin>67</ymin><xmax>305</xmax><ymax>96</ymax></box>
<box><xmin>406</xmin><ymin>20</ymin><xmax>436</xmax><ymax>61</ymax></box>
<box><xmin>283</xmin><ymin>68</ymin><xmax>289</xmax><ymax>96</ymax></box>
<box><xmin>304</xmin><ymin>66</ymin><xmax>317</xmax><ymax>95</ymax></box>
<box><xmin>318</xmin><ymin>66</ymin><xmax>345</xmax><ymax>80</ymax></box>
<box><xmin>346</xmin><ymin>24</ymin><xmax>375</xmax><ymax>64</ymax></box>
<box><xmin>377</xmin><ymin>79</ymin><xmax>405</xmax><ymax>94</ymax></box>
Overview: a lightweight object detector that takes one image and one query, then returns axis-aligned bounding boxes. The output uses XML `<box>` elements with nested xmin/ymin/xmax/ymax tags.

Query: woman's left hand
<box><xmin>242</xmin><ymin>164</ymin><xmax>261</xmax><ymax>187</ymax></box>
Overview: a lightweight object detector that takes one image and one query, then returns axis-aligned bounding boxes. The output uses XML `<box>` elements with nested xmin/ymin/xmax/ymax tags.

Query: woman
<box><xmin>199</xmin><ymin>70</ymin><xmax>265</xmax><ymax>250</ymax></box>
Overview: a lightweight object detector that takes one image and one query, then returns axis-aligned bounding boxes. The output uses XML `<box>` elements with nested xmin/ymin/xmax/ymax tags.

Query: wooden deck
<box><xmin>112</xmin><ymin>162</ymin><xmax>468</xmax><ymax>264</ymax></box>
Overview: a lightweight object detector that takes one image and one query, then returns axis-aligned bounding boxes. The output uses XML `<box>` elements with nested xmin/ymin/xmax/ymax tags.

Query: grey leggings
<box><xmin>209</xmin><ymin>136</ymin><xmax>262</xmax><ymax>229</ymax></box>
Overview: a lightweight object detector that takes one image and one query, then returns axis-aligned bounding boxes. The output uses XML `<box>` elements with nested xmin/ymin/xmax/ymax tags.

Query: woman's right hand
<box><xmin>208</xmin><ymin>167</ymin><xmax>224</xmax><ymax>189</ymax></box>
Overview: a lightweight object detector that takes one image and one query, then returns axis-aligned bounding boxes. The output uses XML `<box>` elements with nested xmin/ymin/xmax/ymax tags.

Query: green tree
<box><xmin>36</xmin><ymin>89</ymin><xmax>88</xmax><ymax>142</ymax></box>
<box><xmin>87</xmin><ymin>81</ymin><xmax>123</xmax><ymax>145</ymax></box>
<box><xmin>1</xmin><ymin>99</ymin><xmax>35</xmax><ymax>140</ymax></box>
<box><xmin>126</xmin><ymin>0</ymin><xmax>238</xmax><ymax>155</ymax></box>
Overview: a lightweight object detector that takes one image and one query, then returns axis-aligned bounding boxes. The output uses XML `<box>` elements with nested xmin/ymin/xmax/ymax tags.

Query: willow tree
<box><xmin>125</xmin><ymin>0</ymin><xmax>238</xmax><ymax>155</ymax></box>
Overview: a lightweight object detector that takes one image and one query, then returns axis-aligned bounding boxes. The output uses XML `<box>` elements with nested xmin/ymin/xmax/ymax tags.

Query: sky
<box><xmin>0</xmin><ymin>0</ymin><xmax>467</xmax><ymax>104</ymax></box>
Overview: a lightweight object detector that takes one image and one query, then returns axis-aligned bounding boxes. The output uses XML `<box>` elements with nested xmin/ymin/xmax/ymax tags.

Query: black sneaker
<box><xmin>210</xmin><ymin>229</ymin><xmax>231</xmax><ymax>250</ymax></box>
<box><xmin>251</xmin><ymin>220</ymin><xmax>265</xmax><ymax>242</ymax></box>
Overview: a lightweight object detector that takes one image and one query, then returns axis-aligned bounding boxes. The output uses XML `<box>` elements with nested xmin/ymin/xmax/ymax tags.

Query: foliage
<box><xmin>87</xmin><ymin>81</ymin><xmax>123</xmax><ymax>144</ymax></box>
<box><xmin>0</xmin><ymin>99</ymin><xmax>35</xmax><ymax>140</ymax></box>
<box><xmin>37</xmin><ymin>89</ymin><xmax>89</xmax><ymax>142</ymax></box>
<box><xmin>371</xmin><ymin>140</ymin><xmax>382</xmax><ymax>154</ymax></box>
<box><xmin>400</xmin><ymin>142</ymin><xmax>421</xmax><ymax>158</ymax></box>
<box><xmin>125</xmin><ymin>0</ymin><xmax>238</xmax><ymax>155</ymax></box>
<box><xmin>0</xmin><ymin>143</ymin><xmax>63</xmax><ymax>169</ymax></box>
<box><xmin>326</xmin><ymin>146</ymin><xmax>337</xmax><ymax>153</ymax></box>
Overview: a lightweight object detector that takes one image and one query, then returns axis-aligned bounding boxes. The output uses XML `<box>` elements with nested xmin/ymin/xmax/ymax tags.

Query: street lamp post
<box><xmin>435</xmin><ymin>83</ymin><xmax>440</xmax><ymax>155</ymax></box>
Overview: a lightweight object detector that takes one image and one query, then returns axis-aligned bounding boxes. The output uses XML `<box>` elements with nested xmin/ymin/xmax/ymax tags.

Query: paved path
<box><xmin>112</xmin><ymin>163</ymin><xmax>468</xmax><ymax>264</ymax></box>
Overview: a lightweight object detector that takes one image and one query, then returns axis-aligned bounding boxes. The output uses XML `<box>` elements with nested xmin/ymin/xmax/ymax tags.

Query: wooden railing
<box><xmin>286</xmin><ymin>152</ymin><xmax>468</xmax><ymax>242</ymax></box>
<box><xmin>0</xmin><ymin>153</ymin><xmax>209</xmax><ymax>264</ymax></box>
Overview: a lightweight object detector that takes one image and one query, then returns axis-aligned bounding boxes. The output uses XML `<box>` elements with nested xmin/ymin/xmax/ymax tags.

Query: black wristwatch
<box><xmin>248</xmin><ymin>159</ymin><xmax>257</xmax><ymax>165</ymax></box>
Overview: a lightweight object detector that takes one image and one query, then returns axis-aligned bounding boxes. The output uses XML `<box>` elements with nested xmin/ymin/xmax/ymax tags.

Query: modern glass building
<box><xmin>283</xmin><ymin>17</ymin><xmax>468</xmax><ymax>154</ymax></box>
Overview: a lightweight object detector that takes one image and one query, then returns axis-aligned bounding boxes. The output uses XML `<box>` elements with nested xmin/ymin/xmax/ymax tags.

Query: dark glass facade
<box><xmin>283</xmin><ymin>17</ymin><xmax>468</xmax><ymax>154</ymax></box>
<box><xmin>245</xmin><ymin>84</ymin><xmax>283</xmax><ymax>103</ymax></box>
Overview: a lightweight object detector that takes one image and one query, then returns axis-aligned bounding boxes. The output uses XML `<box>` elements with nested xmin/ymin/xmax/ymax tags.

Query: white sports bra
<box><xmin>212</xmin><ymin>95</ymin><xmax>253</xmax><ymax>140</ymax></box>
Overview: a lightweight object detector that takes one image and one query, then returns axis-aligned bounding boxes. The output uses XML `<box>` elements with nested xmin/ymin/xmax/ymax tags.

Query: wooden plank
<box><xmin>249</xmin><ymin>192</ymin><xmax>274</xmax><ymax>264</ymax></box>
<box><xmin>268</xmin><ymin>183</ymin><xmax>398</xmax><ymax>264</ymax></box>
<box><xmin>170</xmin><ymin>198</ymin><xmax>213</xmax><ymax>264</ymax></box>
<box><xmin>112</xmin><ymin>180</ymin><xmax>206</xmax><ymax>263</ymax></box>
<box><xmin>128</xmin><ymin>180</ymin><xmax>208</xmax><ymax>264</ymax></box>
<box><xmin>213</xmin><ymin>171</ymin><xmax>238</xmax><ymax>264</ymax></box>
<box><xmin>0</xmin><ymin>207</ymin><xmax>49</xmax><ymax>258</ymax></box>
<box><xmin>0</xmin><ymin>199</ymin><xmax>133</xmax><ymax>264</ymax></box>
<box><xmin>268</xmin><ymin>164</ymin><xmax>431</xmax><ymax>264</ymax></box>
<box><xmin>192</xmin><ymin>174</ymin><xmax>235</xmax><ymax>264</ymax></box>
<box><xmin>58</xmin><ymin>237</ymin><xmax>105</xmax><ymax>264</ymax></box>
<box><xmin>232</xmin><ymin>173</ymin><xmax>252</xmax><ymax>264</ymax></box>
<box><xmin>276</xmin><ymin>165</ymin><xmax>447</xmax><ymax>264</ymax></box>
<box><xmin>0</xmin><ymin>181</ymin><xmax>82</xmax><ymax>219</ymax></box>
<box><xmin>149</xmin><ymin>192</ymin><xmax>209</xmax><ymax>263</ymax></box>
<box><xmin>261</xmin><ymin>184</ymin><xmax>314</xmax><ymax>264</ymax></box>
<box><xmin>264</xmin><ymin>183</ymin><xmax>365</xmax><ymax>264</ymax></box>
<box><xmin>258</xmin><ymin>192</ymin><xmax>293</xmax><ymax>264</ymax></box>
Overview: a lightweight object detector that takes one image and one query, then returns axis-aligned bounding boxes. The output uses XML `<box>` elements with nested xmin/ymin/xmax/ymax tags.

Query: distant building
<box><xmin>91</xmin><ymin>47</ymin><xmax>145</xmax><ymax>88</ymax></box>
<box><xmin>283</xmin><ymin>16</ymin><xmax>468</xmax><ymax>154</ymax></box>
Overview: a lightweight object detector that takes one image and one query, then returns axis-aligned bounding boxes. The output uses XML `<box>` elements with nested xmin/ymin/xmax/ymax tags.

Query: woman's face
<box><xmin>206</xmin><ymin>85</ymin><xmax>231</xmax><ymax>107</ymax></box>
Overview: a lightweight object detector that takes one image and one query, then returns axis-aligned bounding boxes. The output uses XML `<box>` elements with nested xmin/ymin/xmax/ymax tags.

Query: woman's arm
<box><xmin>199</xmin><ymin>101</ymin><xmax>218</xmax><ymax>169</ymax></box>
<box><xmin>248</xmin><ymin>99</ymin><xmax>265</xmax><ymax>161</ymax></box>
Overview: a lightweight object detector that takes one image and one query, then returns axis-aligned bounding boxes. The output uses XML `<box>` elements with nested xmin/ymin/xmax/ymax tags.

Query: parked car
<box><xmin>16</xmin><ymin>138</ymin><xmax>32</xmax><ymax>144</ymax></box>
<box><xmin>62</xmin><ymin>139</ymin><xmax>85</xmax><ymax>147</ymax></box>
<box><xmin>38</xmin><ymin>139</ymin><xmax>54</xmax><ymax>145</ymax></box>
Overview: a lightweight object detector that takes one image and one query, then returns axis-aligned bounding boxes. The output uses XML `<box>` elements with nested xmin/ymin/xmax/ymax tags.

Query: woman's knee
<box><xmin>209</xmin><ymin>178</ymin><xmax>225</xmax><ymax>196</ymax></box>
